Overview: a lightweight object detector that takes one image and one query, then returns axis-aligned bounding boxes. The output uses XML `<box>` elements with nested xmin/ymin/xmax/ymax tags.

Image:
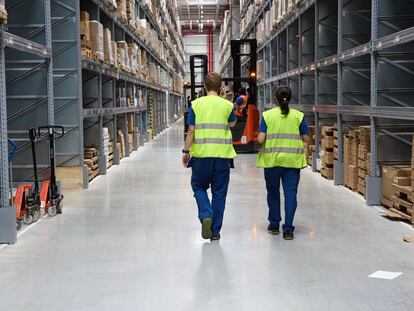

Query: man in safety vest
<box><xmin>182</xmin><ymin>72</ymin><xmax>237</xmax><ymax>241</ymax></box>
<box><xmin>256</xmin><ymin>85</ymin><xmax>310</xmax><ymax>240</ymax></box>
<box><xmin>234</xmin><ymin>87</ymin><xmax>249</xmax><ymax>118</ymax></box>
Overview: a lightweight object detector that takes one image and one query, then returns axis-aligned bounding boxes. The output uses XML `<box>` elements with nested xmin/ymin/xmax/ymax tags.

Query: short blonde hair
<box><xmin>204</xmin><ymin>72</ymin><xmax>222</xmax><ymax>93</ymax></box>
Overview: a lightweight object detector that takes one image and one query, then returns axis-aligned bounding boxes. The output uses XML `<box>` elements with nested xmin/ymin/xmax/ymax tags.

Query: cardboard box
<box><xmin>382</xmin><ymin>165</ymin><xmax>411</xmax><ymax>200</ymax></box>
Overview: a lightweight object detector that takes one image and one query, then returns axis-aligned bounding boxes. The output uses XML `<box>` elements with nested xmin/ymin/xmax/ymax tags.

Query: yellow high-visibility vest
<box><xmin>257</xmin><ymin>107</ymin><xmax>307</xmax><ymax>168</ymax></box>
<box><xmin>190</xmin><ymin>96</ymin><xmax>236</xmax><ymax>159</ymax></box>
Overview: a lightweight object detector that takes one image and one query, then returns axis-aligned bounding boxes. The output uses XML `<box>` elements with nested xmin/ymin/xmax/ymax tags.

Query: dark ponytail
<box><xmin>275</xmin><ymin>85</ymin><xmax>292</xmax><ymax>115</ymax></box>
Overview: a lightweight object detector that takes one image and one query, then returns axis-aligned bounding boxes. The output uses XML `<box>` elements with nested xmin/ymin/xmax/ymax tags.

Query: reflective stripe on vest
<box><xmin>194</xmin><ymin>138</ymin><xmax>233</xmax><ymax>145</ymax></box>
<box><xmin>266</xmin><ymin>133</ymin><xmax>301</xmax><ymax>140</ymax></box>
<box><xmin>195</xmin><ymin>124</ymin><xmax>230</xmax><ymax>130</ymax></box>
<box><xmin>256</xmin><ymin>108</ymin><xmax>307</xmax><ymax>169</ymax></box>
<box><xmin>190</xmin><ymin>96</ymin><xmax>236</xmax><ymax>159</ymax></box>
<box><xmin>260</xmin><ymin>147</ymin><xmax>305</xmax><ymax>154</ymax></box>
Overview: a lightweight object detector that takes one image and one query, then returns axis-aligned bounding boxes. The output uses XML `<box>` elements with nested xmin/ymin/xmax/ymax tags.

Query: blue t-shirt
<box><xmin>187</xmin><ymin>107</ymin><xmax>236</xmax><ymax>126</ymax></box>
<box><xmin>259</xmin><ymin>117</ymin><xmax>310</xmax><ymax>136</ymax></box>
<box><xmin>235</xmin><ymin>97</ymin><xmax>244</xmax><ymax>106</ymax></box>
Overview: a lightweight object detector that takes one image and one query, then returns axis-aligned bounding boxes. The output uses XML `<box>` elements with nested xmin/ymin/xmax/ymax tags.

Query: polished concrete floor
<box><xmin>1</xmin><ymin>122</ymin><xmax>414</xmax><ymax>311</ymax></box>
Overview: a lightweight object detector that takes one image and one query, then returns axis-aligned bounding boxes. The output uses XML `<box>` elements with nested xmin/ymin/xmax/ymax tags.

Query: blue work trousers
<box><xmin>264</xmin><ymin>167</ymin><xmax>301</xmax><ymax>232</ymax></box>
<box><xmin>191</xmin><ymin>158</ymin><xmax>231</xmax><ymax>235</ymax></box>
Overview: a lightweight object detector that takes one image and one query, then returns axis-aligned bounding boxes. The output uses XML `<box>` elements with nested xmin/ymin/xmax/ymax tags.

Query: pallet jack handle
<box><xmin>37</xmin><ymin>126</ymin><xmax>65</xmax><ymax>197</ymax></box>
<box><xmin>7</xmin><ymin>139</ymin><xmax>17</xmax><ymax>205</ymax></box>
<box><xmin>29</xmin><ymin>128</ymin><xmax>40</xmax><ymax>194</ymax></box>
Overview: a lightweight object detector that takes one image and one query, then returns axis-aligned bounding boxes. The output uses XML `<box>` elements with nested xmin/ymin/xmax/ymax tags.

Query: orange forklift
<box><xmin>223</xmin><ymin>39</ymin><xmax>260</xmax><ymax>153</ymax></box>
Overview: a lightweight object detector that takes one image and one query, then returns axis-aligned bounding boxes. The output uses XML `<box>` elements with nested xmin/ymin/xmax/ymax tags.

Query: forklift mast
<box><xmin>229</xmin><ymin>39</ymin><xmax>257</xmax><ymax>107</ymax></box>
<box><xmin>184</xmin><ymin>54</ymin><xmax>209</xmax><ymax>138</ymax></box>
<box><xmin>222</xmin><ymin>39</ymin><xmax>260</xmax><ymax>153</ymax></box>
<box><xmin>189</xmin><ymin>54</ymin><xmax>209</xmax><ymax>100</ymax></box>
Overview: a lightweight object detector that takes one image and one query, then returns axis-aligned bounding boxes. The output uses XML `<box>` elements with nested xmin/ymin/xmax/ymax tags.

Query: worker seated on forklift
<box><xmin>234</xmin><ymin>87</ymin><xmax>249</xmax><ymax>120</ymax></box>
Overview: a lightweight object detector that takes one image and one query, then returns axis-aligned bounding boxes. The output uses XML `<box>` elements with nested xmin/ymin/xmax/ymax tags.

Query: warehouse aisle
<box><xmin>1</xmin><ymin>122</ymin><xmax>414</xmax><ymax>311</ymax></box>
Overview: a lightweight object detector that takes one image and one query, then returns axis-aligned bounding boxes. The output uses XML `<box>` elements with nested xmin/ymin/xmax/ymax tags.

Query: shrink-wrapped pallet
<box><xmin>103</xmin><ymin>29</ymin><xmax>114</xmax><ymax>65</ymax></box>
<box><xmin>112</xmin><ymin>41</ymin><xmax>118</xmax><ymax>68</ymax></box>
<box><xmin>80</xmin><ymin>11</ymin><xmax>90</xmax><ymax>41</ymax></box>
<box><xmin>265</xmin><ymin>10</ymin><xmax>271</xmax><ymax>36</ymax></box>
<box><xmin>89</xmin><ymin>21</ymin><xmax>104</xmax><ymax>61</ymax></box>
<box><xmin>117</xmin><ymin>0</ymin><xmax>127</xmax><ymax>20</ymax></box>
<box><xmin>126</xmin><ymin>0</ymin><xmax>135</xmax><ymax>25</ymax></box>
<box><xmin>257</xmin><ymin>60</ymin><xmax>264</xmax><ymax>80</ymax></box>
<box><xmin>128</xmin><ymin>43</ymin><xmax>139</xmax><ymax>74</ymax></box>
<box><xmin>256</xmin><ymin>19</ymin><xmax>264</xmax><ymax>45</ymax></box>
<box><xmin>117</xmin><ymin>41</ymin><xmax>127</xmax><ymax>70</ymax></box>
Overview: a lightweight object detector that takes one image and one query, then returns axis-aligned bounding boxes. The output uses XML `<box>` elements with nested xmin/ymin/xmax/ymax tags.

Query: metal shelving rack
<box><xmin>1</xmin><ymin>0</ymin><xmax>185</xmax><ymax>242</ymax></box>
<box><xmin>68</xmin><ymin>0</ymin><xmax>184</xmax><ymax>188</ymax></box>
<box><xmin>221</xmin><ymin>0</ymin><xmax>414</xmax><ymax>206</ymax></box>
<box><xmin>0</xmin><ymin>0</ymin><xmax>54</xmax><ymax>244</ymax></box>
<box><xmin>219</xmin><ymin>3</ymin><xmax>241</xmax><ymax>78</ymax></box>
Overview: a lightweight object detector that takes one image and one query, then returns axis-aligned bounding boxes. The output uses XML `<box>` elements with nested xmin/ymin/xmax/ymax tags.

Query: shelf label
<box><xmin>27</xmin><ymin>43</ymin><xmax>32</xmax><ymax>49</ymax></box>
<box><xmin>6</xmin><ymin>37</ymin><xmax>13</xmax><ymax>45</ymax></box>
<box><xmin>393</xmin><ymin>35</ymin><xmax>400</xmax><ymax>44</ymax></box>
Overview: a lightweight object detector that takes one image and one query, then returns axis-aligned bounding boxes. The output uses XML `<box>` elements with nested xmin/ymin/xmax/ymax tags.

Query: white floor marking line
<box><xmin>369</xmin><ymin>271</ymin><xmax>402</xmax><ymax>280</ymax></box>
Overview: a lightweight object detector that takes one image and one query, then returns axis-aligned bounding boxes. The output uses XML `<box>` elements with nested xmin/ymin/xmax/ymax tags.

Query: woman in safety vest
<box><xmin>256</xmin><ymin>86</ymin><xmax>310</xmax><ymax>240</ymax></box>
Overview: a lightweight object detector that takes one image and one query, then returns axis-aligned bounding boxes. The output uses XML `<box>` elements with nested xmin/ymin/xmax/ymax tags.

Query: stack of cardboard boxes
<box><xmin>344</xmin><ymin>130</ymin><xmax>359</xmax><ymax>190</ymax></box>
<box><xmin>303</xmin><ymin>126</ymin><xmax>315</xmax><ymax>166</ymax></box>
<box><xmin>102</xmin><ymin>128</ymin><xmax>111</xmax><ymax>169</ymax></box>
<box><xmin>84</xmin><ymin>148</ymin><xmax>99</xmax><ymax>181</ymax></box>
<box><xmin>380</xmin><ymin>164</ymin><xmax>412</xmax><ymax>223</ymax></box>
<box><xmin>127</xmin><ymin>113</ymin><xmax>135</xmax><ymax>152</ymax></box>
<box><xmin>117</xmin><ymin>0</ymin><xmax>127</xmax><ymax>22</ymax></box>
<box><xmin>320</xmin><ymin>126</ymin><xmax>335</xmax><ymax>180</ymax></box>
<box><xmin>80</xmin><ymin>12</ymin><xmax>91</xmax><ymax>57</ymax></box>
<box><xmin>357</xmin><ymin>126</ymin><xmax>371</xmax><ymax>195</ymax></box>
<box><xmin>126</xmin><ymin>0</ymin><xmax>135</xmax><ymax>25</ymax></box>
<box><xmin>333</xmin><ymin>128</ymin><xmax>339</xmax><ymax>162</ymax></box>
<box><xmin>117</xmin><ymin>129</ymin><xmax>126</xmax><ymax>159</ymax></box>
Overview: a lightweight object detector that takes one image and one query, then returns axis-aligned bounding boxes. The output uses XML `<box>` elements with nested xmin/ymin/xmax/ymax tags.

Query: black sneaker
<box><xmin>201</xmin><ymin>218</ymin><xmax>212</xmax><ymax>239</ymax></box>
<box><xmin>283</xmin><ymin>230</ymin><xmax>294</xmax><ymax>240</ymax></box>
<box><xmin>267</xmin><ymin>225</ymin><xmax>280</xmax><ymax>235</ymax></box>
<box><xmin>211</xmin><ymin>234</ymin><xmax>221</xmax><ymax>241</ymax></box>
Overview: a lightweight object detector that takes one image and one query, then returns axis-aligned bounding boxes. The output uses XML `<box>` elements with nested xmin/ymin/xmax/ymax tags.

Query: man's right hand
<box><xmin>182</xmin><ymin>153</ymin><xmax>190</xmax><ymax>168</ymax></box>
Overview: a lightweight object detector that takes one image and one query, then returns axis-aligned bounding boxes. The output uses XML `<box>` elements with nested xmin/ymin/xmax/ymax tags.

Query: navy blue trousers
<box><xmin>191</xmin><ymin>158</ymin><xmax>231</xmax><ymax>235</ymax></box>
<box><xmin>264</xmin><ymin>167</ymin><xmax>301</xmax><ymax>232</ymax></box>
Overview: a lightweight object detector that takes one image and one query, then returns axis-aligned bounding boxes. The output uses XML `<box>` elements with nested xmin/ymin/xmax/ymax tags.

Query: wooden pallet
<box><xmin>81</xmin><ymin>48</ymin><xmax>92</xmax><ymax>59</ymax></box>
<box><xmin>88</xmin><ymin>169</ymin><xmax>99</xmax><ymax>182</ymax></box>
<box><xmin>84</xmin><ymin>156</ymin><xmax>98</xmax><ymax>171</ymax></box>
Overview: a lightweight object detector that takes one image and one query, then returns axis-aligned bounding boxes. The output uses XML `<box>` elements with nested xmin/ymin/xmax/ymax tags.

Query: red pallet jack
<box><xmin>36</xmin><ymin>126</ymin><xmax>64</xmax><ymax>217</ymax></box>
<box><xmin>9</xmin><ymin>138</ymin><xmax>41</xmax><ymax>228</ymax></box>
<box><xmin>8</xmin><ymin>139</ymin><xmax>22</xmax><ymax>231</ymax></box>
